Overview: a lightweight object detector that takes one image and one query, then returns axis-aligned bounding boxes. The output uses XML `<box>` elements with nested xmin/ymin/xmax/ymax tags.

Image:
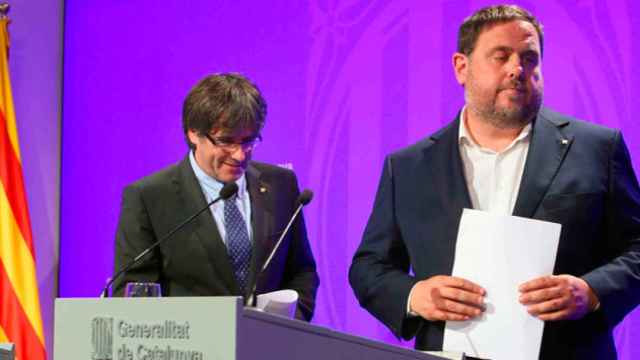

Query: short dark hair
<box><xmin>457</xmin><ymin>4</ymin><xmax>544</xmax><ymax>57</ymax></box>
<box><xmin>182</xmin><ymin>73</ymin><xmax>267</xmax><ymax>149</ymax></box>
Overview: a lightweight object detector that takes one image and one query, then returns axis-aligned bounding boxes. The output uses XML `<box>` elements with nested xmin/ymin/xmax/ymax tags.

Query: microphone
<box><xmin>246</xmin><ymin>189</ymin><xmax>313</xmax><ymax>306</ymax></box>
<box><xmin>102</xmin><ymin>182</ymin><xmax>239</xmax><ymax>297</ymax></box>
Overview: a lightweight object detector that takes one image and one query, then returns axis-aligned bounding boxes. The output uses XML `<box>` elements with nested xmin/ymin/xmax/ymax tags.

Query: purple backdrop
<box><xmin>59</xmin><ymin>0</ymin><xmax>640</xmax><ymax>357</ymax></box>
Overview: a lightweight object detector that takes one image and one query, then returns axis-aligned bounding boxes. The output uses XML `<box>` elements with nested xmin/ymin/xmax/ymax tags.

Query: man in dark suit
<box><xmin>349</xmin><ymin>5</ymin><xmax>640</xmax><ymax>358</ymax></box>
<box><xmin>113</xmin><ymin>73</ymin><xmax>319</xmax><ymax>321</ymax></box>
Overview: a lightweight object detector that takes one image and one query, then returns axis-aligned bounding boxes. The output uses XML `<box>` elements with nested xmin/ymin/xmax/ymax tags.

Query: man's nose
<box><xmin>508</xmin><ymin>57</ymin><xmax>525</xmax><ymax>80</ymax></box>
<box><xmin>230</xmin><ymin>146</ymin><xmax>248</xmax><ymax>162</ymax></box>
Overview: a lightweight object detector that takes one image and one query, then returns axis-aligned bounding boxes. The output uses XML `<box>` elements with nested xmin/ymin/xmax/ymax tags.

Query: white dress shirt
<box><xmin>458</xmin><ymin>107</ymin><xmax>531</xmax><ymax>215</ymax></box>
<box><xmin>408</xmin><ymin>108</ymin><xmax>531</xmax><ymax>315</ymax></box>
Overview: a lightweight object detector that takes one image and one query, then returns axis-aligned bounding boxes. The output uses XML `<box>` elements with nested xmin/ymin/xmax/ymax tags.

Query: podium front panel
<box><xmin>54</xmin><ymin>297</ymin><xmax>241</xmax><ymax>360</ymax></box>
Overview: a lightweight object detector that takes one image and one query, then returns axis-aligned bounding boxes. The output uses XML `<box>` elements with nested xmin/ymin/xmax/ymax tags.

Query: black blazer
<box><xmin>349</xmin><ymin>107</ymin><xmax>640</xmax><ymax>359</ymax></box>
<box><xmin>113</xmin><ymin>156</ymin><xmax>319</xmax><ymax>321</ymax></box>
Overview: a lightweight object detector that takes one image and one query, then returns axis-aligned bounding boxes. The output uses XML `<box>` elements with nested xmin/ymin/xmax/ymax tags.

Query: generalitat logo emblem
<box><xmin>91</xmin><ymin>317</ymin><xmax>114</xmax><ymax>360</ymax></box>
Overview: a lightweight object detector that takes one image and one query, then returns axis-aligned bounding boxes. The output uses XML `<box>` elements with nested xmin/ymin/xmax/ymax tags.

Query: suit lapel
<box><xmin>421</xmin><ymin>115</ymin><xmax>473</xmax><ymax>273</ymax></box>
<box><xmin>512</xmin><ymin>110</ymin><xmax>573</xmax><ymax>218</ymax></box>
<box><xmin>245</xmin><ymin>164</ymin><xmax>275</xmax><ymax>296</ymax></box>
<box><xmin>428</xmin><ymin>114</ymin><xmax>474</xmax><ymax>213</ymax></box>
<box><xmin>174</xmin><ymin>155</ymin><xmax>239</xmax><ymax>293</ymax></box>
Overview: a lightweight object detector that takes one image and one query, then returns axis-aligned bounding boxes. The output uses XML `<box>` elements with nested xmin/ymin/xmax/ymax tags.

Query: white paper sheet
<box><xmin>443</xmin><ymin>209</ymin><xmax>561</xmax><ymax>360</ymax></box>
<box><xmin>255</xmin><ymin>289</ymin><xmax>298</xmax><ymax>318</ymax></box>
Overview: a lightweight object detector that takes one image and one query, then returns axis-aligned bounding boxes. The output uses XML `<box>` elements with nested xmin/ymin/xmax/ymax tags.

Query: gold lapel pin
<box><xmin>259</xmin><ymin>186</ymin><xmax>267</xmax><ymax>193</ymax></box>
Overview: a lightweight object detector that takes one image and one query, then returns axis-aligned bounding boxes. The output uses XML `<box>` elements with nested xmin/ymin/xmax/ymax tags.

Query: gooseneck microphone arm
<box><xmin>102</xmin><ymin>182</ymin><xmax>239</xmax><ymax>297</ymax></box>
<box><xmin>246</xmin><ymin>189</ymin><xmax>313</xmax><ymax>307</ymax></box>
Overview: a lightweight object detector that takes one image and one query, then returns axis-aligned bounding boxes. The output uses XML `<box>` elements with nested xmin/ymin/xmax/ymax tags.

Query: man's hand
<box><xmin>519</xmin><ymin>275</ymin><xmax>599</xmax><ymax>321</ymax></box>
<box><xmin>410</xmin><ymin>275</ymin><xmax>486</xmax><ymax>321</ymax></box>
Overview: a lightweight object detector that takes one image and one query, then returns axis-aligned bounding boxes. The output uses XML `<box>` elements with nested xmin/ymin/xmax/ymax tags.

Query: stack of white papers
<box><xmin>443</xmin><ymin>209</ymin><xmax>561</xmax><ymax>360</ymax></box>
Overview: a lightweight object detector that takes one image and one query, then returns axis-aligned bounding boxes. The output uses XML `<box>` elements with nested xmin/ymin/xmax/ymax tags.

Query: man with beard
<box><xmin>113</xmin><ymin>73</ymin><xmax>319</xmax><ymax>321</ymax></box>
<box><xmin>349</xmin><ymin>5</ymin><xmax>640</xmax><ymax>359</ymax></box>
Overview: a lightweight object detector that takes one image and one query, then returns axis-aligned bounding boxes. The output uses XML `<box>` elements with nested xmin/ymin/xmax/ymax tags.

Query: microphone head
<box><xmin>220</xmin><ymin>182</ymin><xmax>239</xmax><ymax>200</ymax></box>
<box><xmin>297</xmin><ymin>189</ymin><xmax>313</xmax><ymax>206</ymax></box>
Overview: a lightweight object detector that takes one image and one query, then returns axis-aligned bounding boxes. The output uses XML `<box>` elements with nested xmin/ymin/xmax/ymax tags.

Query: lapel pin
<box><xmin>259</xmin><ymin>186</ymin><xmax>267</xmax><ymax>193</ymax></box>
<box><xmin>561</xmin><ymin>139</ymin><xmax>569</xmax><ymax>145</ymax></box>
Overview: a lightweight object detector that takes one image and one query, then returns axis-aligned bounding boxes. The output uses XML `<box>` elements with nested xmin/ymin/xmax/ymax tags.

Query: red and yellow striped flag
<box><xmin>0</xmin><ymin>17</ymin><xmax>47</xmax><ymax>360</ymax></box>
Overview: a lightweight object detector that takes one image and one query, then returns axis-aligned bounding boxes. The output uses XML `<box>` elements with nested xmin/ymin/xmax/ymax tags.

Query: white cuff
<box><xmin>406</xmin><ymin>283</ymin><xmax>420</xmax><ymax>317</ymax></box>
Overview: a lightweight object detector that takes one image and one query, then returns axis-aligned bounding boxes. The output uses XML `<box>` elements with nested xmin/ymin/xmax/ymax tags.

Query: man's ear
<box><xmin>187</xmin><ymin>129</ymin><xmax>200</xmax><ymax>147</ymax></box>
<box><xmin>452</xmin><ymin>52</ymin><xmax>469</xmax><ymax>86</ymax></box>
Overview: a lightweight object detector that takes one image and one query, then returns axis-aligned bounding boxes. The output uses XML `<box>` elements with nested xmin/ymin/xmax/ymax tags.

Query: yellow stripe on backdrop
<box><xmin>0</xmin><ymin>183</ymin><xmax>44</xmax><ymax>344</ymax></box>
<box><xmin>0</xmin><ymin>324</ymin><xmax>7</xmax><ymax>343</ymax></box>
<box><xmin>0</xmin><ymin>18</ymin><xmax>20</xmax><ymax>160</ymax></box>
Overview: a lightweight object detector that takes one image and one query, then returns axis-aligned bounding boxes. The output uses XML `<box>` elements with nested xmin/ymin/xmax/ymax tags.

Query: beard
<box><xmin>465</xmin><ymin>72</ymin><xmax>543</xmax><ymax>130</ymax></box>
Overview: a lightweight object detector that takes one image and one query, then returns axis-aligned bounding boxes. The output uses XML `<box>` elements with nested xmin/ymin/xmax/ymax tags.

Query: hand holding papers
<box><xmin>518</xmin><ymin>273</ymin><xmax>599</xmax><ymax>321</ymax></box>
<box><xmin>443</xmin><ymin>209</ymin><xmax>561</xmax><ymax>360</ymax></box>
<box><xmin>409</xmin><ymin>275</ymin><xmax>485</xmax><ymax>321</ymax></box>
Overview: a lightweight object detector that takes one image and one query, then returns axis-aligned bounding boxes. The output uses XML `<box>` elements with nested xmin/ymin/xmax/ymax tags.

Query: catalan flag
<box><xmin>0</xmin><ymin>17</ymin><xmax>47</xmax><ymax>360</ymax></box>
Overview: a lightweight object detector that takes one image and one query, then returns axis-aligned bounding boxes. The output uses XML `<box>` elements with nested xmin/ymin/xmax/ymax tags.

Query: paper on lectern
<box><xmin>256</xmin><ymin>289</ymin><xmax>298</xmax><ymax>318</ymax></box>
<box><xmin>443</xmin><ymin>209</ymin><xmax>560</xmax><ymax>360</ymax></box>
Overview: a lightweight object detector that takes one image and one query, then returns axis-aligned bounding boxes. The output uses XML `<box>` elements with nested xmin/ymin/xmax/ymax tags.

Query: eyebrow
<box><xmin>487</xmin><ymin>46</ymin><xmax>540</xmax><ymax>58</ymax></box>
<box><xmin>487</xmin><ymin>46</ymin><xmax>513</xmax><ymax>55</ymax></box>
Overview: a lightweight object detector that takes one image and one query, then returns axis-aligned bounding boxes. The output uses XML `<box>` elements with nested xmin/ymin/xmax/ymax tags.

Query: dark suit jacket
<box><xmin>349</xmin><ymin>107</ymin><xmax>640</xmax><ymax>359</ymax></box>
<box><xmin>113</xmin><ymin>155</ymin><xmax>319</xmax><ymax>321</ymax></box>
